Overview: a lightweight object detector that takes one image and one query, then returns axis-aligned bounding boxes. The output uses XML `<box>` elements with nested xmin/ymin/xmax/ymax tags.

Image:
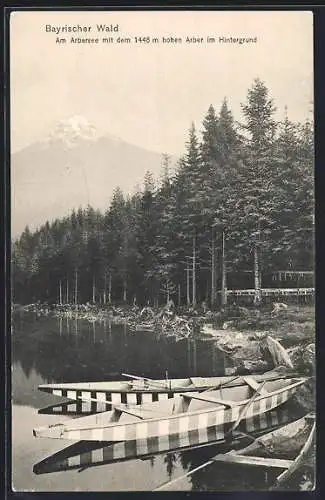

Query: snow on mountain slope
<box><xmin>11</xmin><ymin>117</ymin><xmax>175</xmax><ymax>237</ymax></box>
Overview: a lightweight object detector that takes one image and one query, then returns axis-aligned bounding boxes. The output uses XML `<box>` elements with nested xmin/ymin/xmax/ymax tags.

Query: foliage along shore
<box><xmin>13</xmin><ymin>302</ymin><xmax>315</xmax><ymax>377</ymax></box>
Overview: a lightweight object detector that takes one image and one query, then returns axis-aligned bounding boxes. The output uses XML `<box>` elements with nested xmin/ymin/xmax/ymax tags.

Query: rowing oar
<box><xmin>225</xmin><ymin>380</ymin><xmax>267</xmax><ymax>443</ymax></box>
<box><xmin>200</xmin><ymin>376</ymin><xmax>242</xmax><ymax>394</ymax></box>
<box><xmin>122</xmin><ymin>372</ymin><xmax>195</xmax><ymax>391</ymax></box>
<box><xmin>122</xmin><ymin>373</ymin><xmax>172</xmax><ymax>390</ymax></box>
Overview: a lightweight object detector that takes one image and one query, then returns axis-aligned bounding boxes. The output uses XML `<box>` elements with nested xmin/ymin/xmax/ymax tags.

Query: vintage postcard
<box><xmin>10</xmin><ymin>9</ymin><xmax>315</xmax><ymax>492</ymax></box>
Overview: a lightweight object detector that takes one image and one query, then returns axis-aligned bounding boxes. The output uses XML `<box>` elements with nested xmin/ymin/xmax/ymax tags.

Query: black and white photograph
<box><xmin>10</xmin><ymin>9</ymin><xmax>315</xmax><ymax>492</ymax></box>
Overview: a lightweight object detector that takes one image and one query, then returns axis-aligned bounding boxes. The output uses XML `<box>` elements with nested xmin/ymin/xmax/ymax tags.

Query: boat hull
<box><xmin>33</xmin><ymin>405</ymin><xmax>296</xmax><ymax>475</ymax></box>
<box><xmin>33</xmin><ymin>378</ymin><xmax>306</xmax><ymax>442</ymax></box>
<box><xmin>212</xmin><ymin>412</ymin><xmax>316</xmax><ymax>490</ymax></box>
<box><xmin>38</xmin><ymin>372</ymin><xmax>297</xmax><ymax>412</ymax></box>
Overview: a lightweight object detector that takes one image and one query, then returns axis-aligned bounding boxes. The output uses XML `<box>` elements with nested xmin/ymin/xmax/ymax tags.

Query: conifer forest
<box><xmin>12</xmin><ymin>79</ymin><xmax>314</xmax><ymax>306</ymax></box>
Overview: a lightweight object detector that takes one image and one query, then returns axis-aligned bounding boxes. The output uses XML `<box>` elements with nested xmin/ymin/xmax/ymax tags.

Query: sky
<box><xmin>10</xmin><ymin>10</ymin><xmax>313</xmax><ymax>156</ymax></box>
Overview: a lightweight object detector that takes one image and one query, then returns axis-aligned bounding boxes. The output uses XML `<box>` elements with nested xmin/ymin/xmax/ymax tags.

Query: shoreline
<box><xmin>12</xmin><ymin>302</ymin><xmax>315</xmax><ymax>376</ymax></box>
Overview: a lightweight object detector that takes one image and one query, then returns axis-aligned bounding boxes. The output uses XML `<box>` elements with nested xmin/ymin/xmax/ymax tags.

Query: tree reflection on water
<box><xmin>12</xmin><ymin>312</ymin><xmax>227</xmax><ymax>385</ymax></box>
<box><xmin>164</xmin><ymin>452</ymin><xmax>178</xmax><ymax>479</ymax></box>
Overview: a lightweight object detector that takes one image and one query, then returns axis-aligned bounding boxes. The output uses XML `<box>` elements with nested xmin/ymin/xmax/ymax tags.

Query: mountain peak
<box><xmin>49</xmin><ymin>115</ymin><xmax>98</xmax><ymax>146</ymax></box>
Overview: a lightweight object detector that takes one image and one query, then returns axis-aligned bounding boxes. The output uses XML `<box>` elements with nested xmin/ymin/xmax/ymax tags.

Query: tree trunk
<box><xmin>123</xmin><ymin>278</ymin><xmax>127</xmax><ymax>303</ymax></box>
<box><xmin>254</xmin><ymin>244</ymin><xmax>261</xmax><ymax>306</ymax></box>
<box><xmin>74</xmin><ymin>268</ymin><xmax>78</xmax><ymax>308</ymax></box>
<box><xmin>103</xmin><ymin>274</ymin><xmax>107</xmax><ymax>305</ymax></box>
<box><xmin>166</xmin><ymin>280</ymin><xmax>170</xmax><ymax>304</ymax></box>
<box><xmin>92</xmin><ymin>277</ymin><xmax>96</xmax><ymax>304</ymax></box>
<box><xmin>66</xmin><ymin>280</ymin><xmax>69</xmax><ymax>304</ymax></box>
<box><xmin>92</xmin><ymin>321</ymin><xmax>96</xmax><ymax>343</ymax></box>
<box><xmin>59</xmin><ymin>280</ymin><xmax>62</xmax><ymax>305</ymax></box>
<box><xmin>211</xmin><ymin>232</ymin><xmax>216</xmax><ymax>307</ymax></box>
<box><xmin>192</xmin><ymin>340</ymin><xmax>197</xmax><ymax>375</ymax></box>
<box><xmin>221</xmin><ymin>230</ymin><xmax>227</xmax><ymax>307</ymax></box>
<box><xmin>192</xmin><ymin>236</ymin><xmax>196</xmax><ymax>307</ymax></box>
<box><xmin>187</xmin><ymin>338</ymin><xmax>191</xmax><ymax>371</ymax></box>
<box><xmin>186</xmin><ymin>262</ymin><xmax>190</xmax><ymax>306</ymax></box>
<box><xmin>178</xmin><ymin>284</ymin><xmax>181</xmax><ymax>306</ymax></box>
<box><xmin>108</xmin><ymin>273</ymin><xmax>112</xmax><ymax>304</ymax></box>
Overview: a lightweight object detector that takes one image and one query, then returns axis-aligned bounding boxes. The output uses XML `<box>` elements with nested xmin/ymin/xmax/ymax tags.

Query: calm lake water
<box><xmin>11</xmin><ymin>312</ymin><xmax>302</xmax><ymax>492</ymax></box>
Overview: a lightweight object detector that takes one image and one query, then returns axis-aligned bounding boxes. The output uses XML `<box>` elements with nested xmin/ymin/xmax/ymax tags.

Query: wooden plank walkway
<box><xmin>224</xmin><ymin>288</ymin><xmax>314</xmax><ymax>297</ymax></box>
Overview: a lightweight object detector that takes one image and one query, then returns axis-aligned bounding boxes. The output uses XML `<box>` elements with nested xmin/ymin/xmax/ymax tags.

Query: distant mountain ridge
<box><xmin>12</xmin><ymin>116</ymin><xmax>176</xmax><ymax>237</ymax></box>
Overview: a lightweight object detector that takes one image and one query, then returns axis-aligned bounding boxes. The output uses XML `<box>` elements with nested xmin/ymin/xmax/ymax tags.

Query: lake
<box><xmin>11</xmin><ymin>312</ymin><xmax>301</xmax><ymax>492</ymax></box>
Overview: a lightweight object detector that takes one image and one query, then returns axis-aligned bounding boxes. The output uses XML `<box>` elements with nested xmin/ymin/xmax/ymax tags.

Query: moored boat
<box><xmin>211</xmin><ymin>412</ymin><xmax>316</xmax><ymax>489</ymax></box>
<box><xmin>153</xmin><ymin>412</ymin><xmax>315</xmax><ymax>491</ymax></box>
<box><xmin>33</xmin><ymin>404</ymin><xmax>297</xmax><ymax>475</ymax></box>
<box><xmin>38</xmin><ymin>370</ymin><xmax>298</xmax><ymax>412</ymax></box>
<box><xmin>33</xmin><ymin>376</ymin><xmax>306</xmax><ymax>443</ymax></box>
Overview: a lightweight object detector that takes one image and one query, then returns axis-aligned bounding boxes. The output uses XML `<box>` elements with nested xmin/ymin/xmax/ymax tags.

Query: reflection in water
<box><xmin>192</xmin><ymin>340</ymin><xmax>197</xmax><ymax>376</ymax></box>
<box><xmin>164</xmin><ymin>453</ymin><xmax>177</xmax><ymax>479</ymax></box>
<box><xmin>12</xmin><ymin>312</ymin><xmax>228</xmax><ymax>389</ymax></box>
<box><xmin>12</xmin><ymin>312</ymin><xmax>311</xmax><ymax>492</ymax></box>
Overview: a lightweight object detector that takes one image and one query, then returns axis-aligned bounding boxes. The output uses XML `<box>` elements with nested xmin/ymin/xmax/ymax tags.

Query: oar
<box><xmin>201</xmin><ymin>376</ymin><xmax>243</xmax><ymax>394</ymax></box>
<box><xmin>122</xmin><ymin>373</ymin><xmax>171</xmax><ymax>390</ymax></box>
<box><xmin>225</xmin><ymin>380</ymin><xmax>267</xmax><ymax>442</ymax></box>
<box><xmin>122</xmin><ymin>372</ymin><xmax>198</xmax><ymax>391</ymax></box>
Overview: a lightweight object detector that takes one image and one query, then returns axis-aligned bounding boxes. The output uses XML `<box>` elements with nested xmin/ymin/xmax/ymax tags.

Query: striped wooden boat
<box><xmin>154</xmin><ymin>412</ymin><xmax>315</xmax><ymax>491</ymax></box>
<box><xmin>33</xmin><ymin>404</ymin><xmax>298</xmax><ymax>475</ymax></box>
<box><xmin>33</xmin><ymin>377</ymin><xmax>306</xmax><ymax>443</ymax></box>
<box><xmin>212</xmin><ymin>412</ymin><xmax>316</xmax><ymax>489</ymax></box>
<box><xmin>37</xmin><ymin>371</ymin><xmax>298</xmax><ymax>414</ymax></box>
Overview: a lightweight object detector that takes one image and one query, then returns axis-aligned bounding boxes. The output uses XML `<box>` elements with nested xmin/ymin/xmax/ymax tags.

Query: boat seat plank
<box><xmin>212</xmin><ymin>454</ymin><xmax>293</xmax><ymax>469</ymax></box>
<box><xmin>188</xmin><ymin>378</ymin><xmax>196</xmax><ymax>387</ymax></box>
<box><xmin>113</xmin><ymin>405</ymin><xmax>145</xmax><ymax>419</ymax></box>
<box><xmin>179</xmin><ymin>392</ymin><xmax>235</xmax><ymax>408</ymax></box>
<box><xmin>113</xmin><ymin>404</ymin><xmax>169</xmax><ymax>420</ymax></box>
<box><xmin>242</xmin><ymin>376</ymin><xmax>267</xmax><ymax>394</ymax></box>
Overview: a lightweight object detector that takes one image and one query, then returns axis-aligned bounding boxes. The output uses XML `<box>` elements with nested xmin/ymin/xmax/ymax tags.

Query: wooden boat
<box><xmin>33</xmin><ymin>376</ymin><xmax>306</xmax><ymax>443</ymax></box>
<box><xmin>38</xmin><ymin>370</ymin><xmax>299</xmax><ymax>413</ymax></box>
<box><xmin>33</xmin><ymin>404</ymin><xmax>297</xmax><ymax>475</ymax></box>
<box><xmin>212</xmin><ymin>412</ymin><xmax>315</xmax><ymax>466</ymax></box>
<box><xmin>154</xmin><ymin>412</ymin><xmax>315</xmax><ymax>491</ymax></box>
